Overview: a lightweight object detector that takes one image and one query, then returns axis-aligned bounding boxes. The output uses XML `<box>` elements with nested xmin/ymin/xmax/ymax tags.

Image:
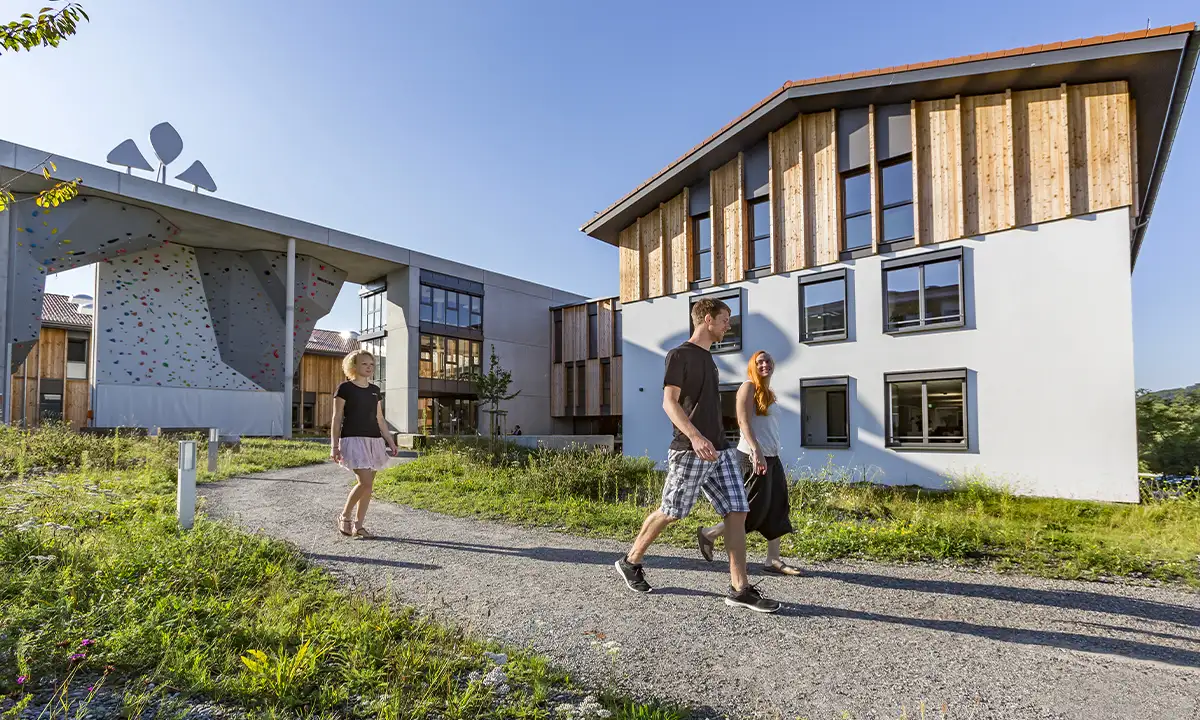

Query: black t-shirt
<box><xmin>335</xmin><ymin>381</ymin><xmax>382</xmax><ymax>438</ymax></box>
<box><xmin>663</xmin><ymin>342</ymin><xmax>728</xmax><ymax>453</ymax></box>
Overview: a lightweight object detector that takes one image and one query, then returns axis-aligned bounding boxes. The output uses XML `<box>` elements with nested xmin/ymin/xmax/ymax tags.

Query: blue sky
<box><xmin>5</xmin><ymin>0</ymin><xmax>1196</xmax><ymax>390</ymax></box>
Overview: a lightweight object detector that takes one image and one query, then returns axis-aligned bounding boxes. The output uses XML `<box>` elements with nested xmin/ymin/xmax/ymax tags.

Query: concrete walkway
<box><xmin>200</xmin><ymin>462</ymin><xmax>1200</xmax><ymax>720</ymax></box>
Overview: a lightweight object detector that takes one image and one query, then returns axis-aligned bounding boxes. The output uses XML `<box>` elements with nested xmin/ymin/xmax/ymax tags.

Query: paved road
<box><xmin>200</xmin><ymin>462</ymin><xmax>1200</xmax><ymax>720</ymax></box>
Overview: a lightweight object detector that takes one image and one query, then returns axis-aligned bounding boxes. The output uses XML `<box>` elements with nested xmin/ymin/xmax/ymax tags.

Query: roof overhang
<box><xmin>581</xmin><ymin>30</ymin><xmax>1198</xmax><ymax>264</ymax></box>
<box><xmin>1</xmin><ymin>140</ymin><xmax>408</xmax><ymax>284</ymax></box>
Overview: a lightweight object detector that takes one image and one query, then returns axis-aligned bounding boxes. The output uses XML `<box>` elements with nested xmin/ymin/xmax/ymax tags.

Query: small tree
<box><xmin>473</xmin><ymin>344</ymin><xmax>519</xmax><ymax>439</ymax></box>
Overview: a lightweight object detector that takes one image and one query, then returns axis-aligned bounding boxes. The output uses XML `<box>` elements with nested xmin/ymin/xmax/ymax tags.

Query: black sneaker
<box><xmin>614</xmin><ymin>556</ymin><xmax>652</xmax><ymax>593</ymax></box>
<box><xmin>725</xmin><ymin>583</ymin><xmax>781</xmax><ymax>613</ymax></box>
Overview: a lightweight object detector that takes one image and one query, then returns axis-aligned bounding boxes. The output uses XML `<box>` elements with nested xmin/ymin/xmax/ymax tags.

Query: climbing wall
<box><xmin>196</xmin><ymin>249</ymin><xmax>346</xmax><ymax>392</ymax></box>
<box><xmin>95</xmin><ymin>243</ymin><xmax>260</xmax><ymax>390</ymax></box>
<box><xmin>6</xmin><ymin>196</ymin><xmax>179</xmax><ymax>372</ymax></box>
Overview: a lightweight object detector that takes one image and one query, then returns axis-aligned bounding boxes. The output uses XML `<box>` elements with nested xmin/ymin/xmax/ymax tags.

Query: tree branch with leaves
<box><xmin>1</xmin><ymin>3</ymin><xmax>89</xmax><ymax>53</ymax></box>
<box><xmin>0</xmin><ymin>4</ymin><xmax>88</xmax><ymax>213</ymax></box>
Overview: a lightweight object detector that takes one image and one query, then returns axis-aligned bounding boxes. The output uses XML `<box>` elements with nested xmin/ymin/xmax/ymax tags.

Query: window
<box><xmin>880</xmin><ymin>157</ymin><xmax>914</xmax><ymax>243</ymax></box>
<box><xmin>886</xmin><ymin>369</ymin><xmax>968</xmax><ymax>450</ymax></box>
<box><xmin>841</xmin><ymin>169</ymin><xmax>872</xmax><ymax>251</ymax></box>
<box><xmin>418</xmin><ymin>396</ymin><xmax>479</xmax><ymax>436</ymax></box>
<box><xmin>66</xmin><ymin>337</ymin><xmax>88</xmax><ymax>380</ymax></box>
<box><xmin>419</xmin><ymin>283</ymin><xmax>483</xmax><ymax>331</ymax></box>
<box><xmin>552</xmin><ymin>309</ymin><xmax>563</xmax><ymax>363</ymax></box>
<box><xmin>799</xmin><ymin>269</ymin><xmax>848</xmax><ymax>343</ymax></box>
<box><xmin>800</xmin><ymin>377</ymin><xmax>850</xmax><ymax>448</ymax></box>
<box><xmin>693</xmin><ymin>215</ymin><xmax>712</xmax><ymax>282</ymax></box>
<box><xmin>875</xmin><ymin>104</ymin><xmax>914</xmax><ymax>246</ymax></box>
<box><xmin>576</xmin><ymin>361</ymin><xmax>587</xmax><ymax>414</ymax></box>
<box><xmin>360</xmin><ymin>291</ymin><xmax>384</xmax><ymax>334</ymax></box>
<box><xmin>719</xmin><ymin>386</ymin><xmax>740</xmax><ymax>447</ymax></box>
<box><xmin>587</xmin><ymin>303</ymin><xmax>598</xmax><ymax>359</ymax></box>
<box><xmin>613</xmin><ymin>307</ymin><xmax>622</xmax><ymax>356</ymax></box>
<box><xmin>419</xmin><ymin>334</ymin><xmax>482</xmax><ymax>380</ymax></box>
<box><xmin>883</xmin><ymin>248</ymin><xmax>965</xmax><ymax>333</ymax></box>
<box><xmin>39</xmin><ymin>393</ymin><xmax>63</xmax><ymax>423</ymax></box>
<box><xmin>601</xmin><ymin>359</ymin><xmax>612</xmax><ymax>413</ymax></box>
<box><xmin>564</xmin><ymin>364</ymin><xmax>575</xmax><ymax>416</ymax></box>
<box><xmin>748</xmin><ymin>198</ymin><xmax>771</xmax><ymax>271</ymax></box>
<box><xmin>689</xmin><ymin>290</ymin><xmax>742</xmax><ymax>353</ymax></box>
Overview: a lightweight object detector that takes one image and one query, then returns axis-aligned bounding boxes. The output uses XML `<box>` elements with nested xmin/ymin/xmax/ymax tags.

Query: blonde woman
<box><xmin>332</xmin><ymin>349</ymin><xmax>397</xmax><ymax>538</ymax></box>
<box><xmin>697</xmin><ymin>350</ymin><xmax>801</xmax><ymax>576</ymax></box>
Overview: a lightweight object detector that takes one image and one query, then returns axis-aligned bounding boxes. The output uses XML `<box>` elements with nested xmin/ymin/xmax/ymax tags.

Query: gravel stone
<box><xmin>201</xmin><ymin>461</ymin><xmax>1200</xmax><ymax>720</ymax></box>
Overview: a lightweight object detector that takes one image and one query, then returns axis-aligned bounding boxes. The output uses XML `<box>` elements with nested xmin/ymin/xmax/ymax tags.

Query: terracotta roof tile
<box><xmin>40</xmin><ymin>294</ymin><xmax>92</xmax><ymax>328</ymax></box>
<box><xmin>587</xmin><ymin>23</ymin><xmax>1196</xmax><ymax>231</ymax></box>
<box><xmin>305</xmin><ymin>329</ymin><xmax>359</xmax><ymax>355</ymax></box>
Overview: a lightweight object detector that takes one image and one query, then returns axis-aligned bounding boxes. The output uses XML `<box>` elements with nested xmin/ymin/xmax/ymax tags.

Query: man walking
<box><xmin>614</xmin><ymin>297</ymin><xmax>780</xmax><ymax>613</ymax></box>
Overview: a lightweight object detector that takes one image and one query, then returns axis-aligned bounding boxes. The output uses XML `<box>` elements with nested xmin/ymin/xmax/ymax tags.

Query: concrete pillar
<box><xmin>383</xmin><ymin>266</ymin><xmax>418</xmax><ymax>434</ymax></box>
<box><xmin>0</xmin><ymin>208</ymin><xmax>13</xmax><ymax>425</ymax></box>
<box><xmin>282</xmin><ymin>237</ymin><xmax>295</xmax><ymax>439</ymax></box>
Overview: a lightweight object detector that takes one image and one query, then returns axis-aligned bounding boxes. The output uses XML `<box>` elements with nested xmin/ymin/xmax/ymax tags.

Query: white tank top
<box><xmin>737</xmin><ymin>401</ymin><xmax>781</xmax><ymax>458</ymax></box>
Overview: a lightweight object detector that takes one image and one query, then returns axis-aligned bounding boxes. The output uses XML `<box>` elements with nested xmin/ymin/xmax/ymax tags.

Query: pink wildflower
<box><xmin>68</xmin><ymin>653</ymin><xmax>85</xmax><ymax>662</ymax></box>
<box><xmin>80</xmin><ymin>639</ymin><xmax>93</xmax><ymax>647</ymax></box>
<box><xmin>16</xmin><ymin>675</ymin><xmax>27</xmax><ymax>685</ymax></box>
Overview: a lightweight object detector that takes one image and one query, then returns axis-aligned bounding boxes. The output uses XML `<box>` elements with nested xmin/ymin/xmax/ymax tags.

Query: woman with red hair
<box><xmin>696</xmin><ymin>350</ymin><xmax>801</xmax><ymax>575</ymax></box>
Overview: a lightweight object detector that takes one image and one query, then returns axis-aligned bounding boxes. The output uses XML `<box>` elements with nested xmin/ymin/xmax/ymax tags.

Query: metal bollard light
<box><xmin>207</xmin><ymin>428</ymin><xmax>219</xmax><ymax>473</ymax></box>
<box><xmin>177</xmin><ymin>440</ymin><xmax>197</xmax><ymax>530</ymax></box>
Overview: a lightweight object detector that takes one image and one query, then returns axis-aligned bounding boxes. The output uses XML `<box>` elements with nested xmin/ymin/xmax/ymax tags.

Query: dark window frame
<box><xmin>800</xmin><ymin>376</ymin><xmax>851</xmax><ymax>449</ymax></box>
<box><xmin>612</xmin><ymin>304</ymin><xmax>622</xmax><ymax>357</ymax></box>
<box><xmin>419</xmin><ymin>283</ymin><xmax>484</xmax><ymax>333</ymax></box>
<box><xmin>879</xmin><ymin>153</ymin><xmax>915</xmax><ymax>248</ymax></box>
<box><xmin>798</xmin><ymin>268</ymin><xmax>849</xmax><ymax>344</ymax></box>
<box><xmin>747</xmin><ymin>196</ymin><xmax>771</xmax><ymax>272</ymax></box>
<box><xmin>692</xmin><ymin>213</ymin><xmax>713</xmax><ymax>283</ymax></box>
<box><xmin>600</xmin><ymin>358</ymin><xmax>612</xmax><ymax>415</ymax></box>
<box><xmin>840</xmin><ymin>166</ymin><xmax>873</xmax><ymax>254</ymax></box>
<box><xmin>884</xmin><ymin>368</ymin><xmax>969</xmax><ymax>451</ymax></box>
<box><xmin>360</xmin><ymin>290</ymin><xmax>385</xmax><ymax>334</ymax></box>
<box><xmin>418</xmin><ymin>333</ymin><xmax>481</xmax><ymax>381</ymax></box>
<box><xmin>688</xmin><ymin>288</ymin><xmax>743</xmax><ymax>354</ymax></box>
<box><xmin>587</xmin><ymin>303</ymin><xmax>599</xmax><ymax>359</ymax></box>
<box><xmin>882</xmin><ymin>246</ymin><xmax>966</xmax><ymax>334</ymax></box>
<box><xmin>575</xmin><ymin>360</ymin><xmax>587</xmax><ymax>414</ymax></box>
<box><xmin>564</xmin><ymin>363</ymin><xmax>575</xmax><ymax>417</ymax></box>
<box><xmin>552</xmin><ymin>309</ymin><xmax>563</xmax><ymax>363</ymax></box>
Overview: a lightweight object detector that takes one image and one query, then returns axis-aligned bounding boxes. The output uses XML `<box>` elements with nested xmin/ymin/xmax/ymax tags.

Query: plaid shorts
<box><xmin>659</xmin><ymin>448</ymin><xmax>750</xmax><ymax>519</ymax></box>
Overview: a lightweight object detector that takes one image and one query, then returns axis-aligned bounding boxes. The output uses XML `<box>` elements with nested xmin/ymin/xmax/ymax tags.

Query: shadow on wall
<box><xmin>623</xmin><ymin>313</ymin><xmax>987</xmax><ymax>493</ymax></box>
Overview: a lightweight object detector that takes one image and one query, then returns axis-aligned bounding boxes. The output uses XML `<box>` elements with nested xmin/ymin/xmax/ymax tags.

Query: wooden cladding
<box><xmin>551</xmin><ymin>298</ymin><xmax>620</xmax><ymax>418</ymax></box>
<box><xmin>616</xmin><ymin>80</ymin><xmax>1136</xmax><ymax>304</ymax></box>
<box><xmin>8</xmin><ymin>328</ymin><xmax>89</xmax><ymax>430</ymax></box>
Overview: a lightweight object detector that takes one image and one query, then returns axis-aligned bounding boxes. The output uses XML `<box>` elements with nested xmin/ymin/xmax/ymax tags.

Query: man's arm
<box><xmin>663</xmin><ymin>385</ymin><xmax>717</xmax><ymax>461</ymax></box>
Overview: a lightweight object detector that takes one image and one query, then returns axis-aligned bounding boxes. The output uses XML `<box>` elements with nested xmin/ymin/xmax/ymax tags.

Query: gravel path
<box><xmin>200</xmin><ymin>462</ymin><xmax>1200</xmax><ymax>720</ymax></box>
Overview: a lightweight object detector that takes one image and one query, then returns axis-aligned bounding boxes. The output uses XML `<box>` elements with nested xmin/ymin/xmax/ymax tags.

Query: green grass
<box><xmin>374</xmin><ymin>440</ymin><xmax>1200</xmax><ymax>587</ymax></box>
<box><xmin>1</xmin><ymin>428</ymin><xmax>686</xmax><ymax>719</ymax></box>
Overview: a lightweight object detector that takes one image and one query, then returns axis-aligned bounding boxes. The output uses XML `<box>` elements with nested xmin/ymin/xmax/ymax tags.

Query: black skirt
<box><xmin>736</xmin><ymin>450</ymin><xmax>793</xmax><ymax>541</ymax></box>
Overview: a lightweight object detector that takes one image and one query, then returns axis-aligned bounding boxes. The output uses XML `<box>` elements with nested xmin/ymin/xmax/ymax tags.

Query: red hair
<box><xmin>747</xmin><ymin>351</ymin><xmax>776</xmax><ymax>416</ymax></box>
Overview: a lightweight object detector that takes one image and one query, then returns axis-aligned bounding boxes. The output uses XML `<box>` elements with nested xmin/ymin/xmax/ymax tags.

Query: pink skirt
<box><xmin>338</xmin><ymin>436</ymin><xmax>389</xmax><ymax>471</ymax></box>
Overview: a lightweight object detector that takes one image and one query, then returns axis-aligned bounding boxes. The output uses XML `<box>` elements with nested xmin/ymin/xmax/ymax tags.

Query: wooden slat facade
<box><xmin>549</xmin><ymin>297</ymin><xmax>621</xmax><ymax>419</ymax></box>
<box><xmin>615</xmin><ymin>80</ymin><xmax>1138</xmax><ymax>303</ymax></box>
<box><xmin>297</xmin><ymin>353</ymin><xmax>345</xmax><ymax>431</ymax></box>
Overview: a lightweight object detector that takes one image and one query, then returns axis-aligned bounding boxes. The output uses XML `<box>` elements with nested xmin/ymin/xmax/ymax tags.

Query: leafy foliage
<box><xmin>1</xmin><ymin>3</ymin><xmax>89</xmax><ymax>53</ymax></box>
<box><xmin>1137</xmin><ymin>387</ymin><xmax>1200</xmax><ymax>476</ymax></box>
<box><xmin>472</xmin><ymin>344</ymin><xmax>520</xmax><ymax>437</ymax></box>
<box><xmin>0</xmin><ymin>159</ymin><xmax>82</xmax><ymax>214</ymax></box>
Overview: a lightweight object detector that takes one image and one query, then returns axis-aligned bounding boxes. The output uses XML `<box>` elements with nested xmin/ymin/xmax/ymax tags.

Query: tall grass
<box><xmin>376</xmin><ymin>441</ymin><xmax>1200</xmax><ymax>586</ymax></box>
<box><xmin>0</xmin><ymin>427</ymin><xmax>684</xmax><ymax>719</ymax></box>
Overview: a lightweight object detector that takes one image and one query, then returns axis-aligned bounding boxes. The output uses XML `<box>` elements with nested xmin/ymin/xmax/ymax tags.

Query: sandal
<box><xmin>696</xmin><ymin>528</ymin><xmax>715</xmax><ymax>563</ymax></box>
<box><xmin>337</xmin><ymin>515</ymin><xmax>353</xmax><ymax>536</ymax></box>
<box><xmin>353</xmin><ymin>521</ymin><xmax>374</xmax><ymax>539</ymax></box>
<box><xmin>763</xmin><ymin>561</ymin><xmax>803</xmax><ymax>576</ymax></box>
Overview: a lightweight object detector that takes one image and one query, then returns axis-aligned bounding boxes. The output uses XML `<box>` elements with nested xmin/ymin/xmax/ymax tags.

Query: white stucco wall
<box><xmin>620</xmin><ymin>208</ymin><xmax>1139</xmax><ymax>503</ymax></box>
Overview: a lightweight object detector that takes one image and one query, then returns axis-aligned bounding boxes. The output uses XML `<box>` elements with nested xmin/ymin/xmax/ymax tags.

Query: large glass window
<box><xmin>419</xmin><ymin>334</ymin><xmax>482</xmax><ymax>380</ymax></box>
<box><xmin>689</xmin><ymin>290</ymin><xmax>742</xmax><ymax>354</ymax></box>
<box><xmin>419</xmin><ymin>283</ymin><xmax>483</xmax><ymax>331</ymax></box>
<box><xmin>361</xmin><ymin>337</ymin><xmax>385</xmax><ymax>385</ymax></box>
<box><xmin>748</xmin><ymin>198</ymin><xmax>771</xmax><ymax>270</ymax></box>
<box><xmin>799</xmin><ymin>269</ymin><xmax>848</xmax><ymax>343</ymax></box>
<box><xmin>886</xmin><ymin>369</ymin><xmax>968</xmax><ymax>450</ymax></box>
<box><xmin>883</xmin><ymin>248</ymin><xmax>964</xmax><ymax>333</ymax></box>
<box><xmin>719</xmin><ymin>387</ymin><xmax>740</xmax><ymax>447</ymax></box>
<box><xmin>801</xmin><ymin>377</ymin><xmax>850</xmax><ymax>448</ymax></box>
<box><xmin>360</xmin><ymin>291</ymin><xmax>384</xmax><ymax>333</ymax></box>
<box><xmin>693</xmin><ymin>214</ymin><xmax>712</xmax><ymax>282</ymax></box>
<box><xmin>418</xmin><ymin>396</ymin><xmax>479</xmax><ymax>436</ymax></box>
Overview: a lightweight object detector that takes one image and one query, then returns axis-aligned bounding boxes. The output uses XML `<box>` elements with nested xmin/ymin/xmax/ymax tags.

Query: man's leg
<box><xmin>722</xmin><ymin>510</ymin><xmax>750</xmax><ymax>590</ymax></box>
<box><xmin>628</xmin><ymin>510</ymin><xmax>676</xmax><ymax>564</ymax></box>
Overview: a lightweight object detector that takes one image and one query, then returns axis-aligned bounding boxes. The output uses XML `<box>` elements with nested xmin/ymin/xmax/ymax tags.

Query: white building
<box><xmin>579</xmin><ymin>26</ymin><xmax>1197</xmax><ymax>502</ymax></box>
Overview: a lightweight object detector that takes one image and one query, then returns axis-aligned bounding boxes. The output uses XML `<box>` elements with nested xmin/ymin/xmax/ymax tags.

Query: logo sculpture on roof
<box><xmin>105</xmin><ymin>122</ymin><xmax>217</xmax><ymax>193</ymax></box>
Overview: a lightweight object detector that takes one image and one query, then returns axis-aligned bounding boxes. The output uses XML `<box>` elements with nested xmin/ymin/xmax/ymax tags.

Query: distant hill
<box><xmin>1145</xmin><ymin>383</ymin><xmax>1200</xmax><ymax>400</ymax></box>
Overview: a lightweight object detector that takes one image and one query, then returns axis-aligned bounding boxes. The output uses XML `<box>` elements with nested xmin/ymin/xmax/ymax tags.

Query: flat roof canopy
<box><xmin>581</xmin><ymin>27</ymin><xmax>1198</xmax><ymax>264</ymax></box>
<box><xmin>1</xmin><ymin>140</ymin><xmax>408</xmax><ymax>283</ymax></box>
